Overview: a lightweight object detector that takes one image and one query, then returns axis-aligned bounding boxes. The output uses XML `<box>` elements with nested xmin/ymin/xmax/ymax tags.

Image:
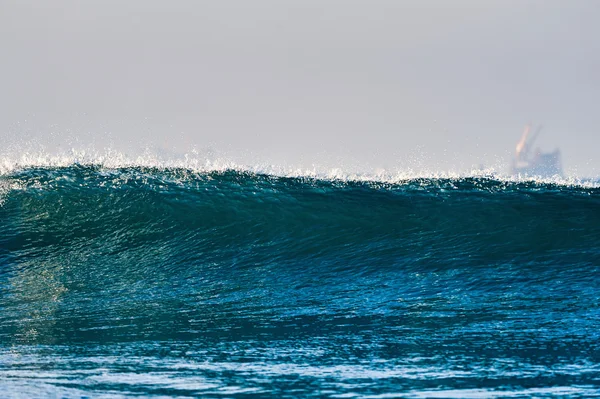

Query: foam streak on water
<box><xmin>0</xmin><ymin>159</ymin><xmax>599</xmax><ymax>398</ymax></box>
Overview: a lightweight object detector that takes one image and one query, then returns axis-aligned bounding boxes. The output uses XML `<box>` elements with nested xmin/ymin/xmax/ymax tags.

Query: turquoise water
<box><xmin>1</xmin><ymin>166</ymin><xmax>599</xmax><ymax>398</ymax></box>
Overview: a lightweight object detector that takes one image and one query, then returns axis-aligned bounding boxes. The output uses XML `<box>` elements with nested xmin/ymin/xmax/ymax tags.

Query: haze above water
<box><xmin>1</xmin><ymin>0</ymin><xmax>599</xmax><ymax>176</ymax></box>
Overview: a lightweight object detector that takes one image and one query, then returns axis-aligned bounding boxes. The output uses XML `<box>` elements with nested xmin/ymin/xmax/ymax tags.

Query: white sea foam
<box><xmin>0</xmin><ymin>146</ymin><xmax>597</xmax><ymax>189</ymax></box>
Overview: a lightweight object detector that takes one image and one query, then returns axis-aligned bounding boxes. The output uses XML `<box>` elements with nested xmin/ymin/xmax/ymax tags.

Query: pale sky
<box><xmin>1</xmin><ymin>0</ymin><xmax>599</xmax><ymax>176</ymax></box>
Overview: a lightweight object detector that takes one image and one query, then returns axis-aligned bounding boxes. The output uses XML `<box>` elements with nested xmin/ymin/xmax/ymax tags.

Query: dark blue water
<box><xmin>1</xmin><ymin>166</ymin><xmax>599</xmax><ymax>398</ymax></box>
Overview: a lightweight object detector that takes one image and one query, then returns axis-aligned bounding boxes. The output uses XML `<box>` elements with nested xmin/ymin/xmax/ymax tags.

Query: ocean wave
<box><xmin>1</xmin><ymin>158</ymin><xmax>600</xmax><ymax>397</ymax></box>
<box><xmin>2</xmin><ymin>165</ymin><xmax>599</xmax><ymax>277</ymax></box>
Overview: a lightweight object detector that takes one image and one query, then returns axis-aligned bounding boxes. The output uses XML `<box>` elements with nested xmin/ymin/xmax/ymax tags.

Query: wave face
<box><xmin>1</xmin><ymin>166</ymin><xmax>600</xmax><ymax>398</ymax></box>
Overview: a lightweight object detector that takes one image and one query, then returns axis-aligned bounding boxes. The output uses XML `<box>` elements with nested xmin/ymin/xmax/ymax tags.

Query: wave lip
<box><xmin>1</xmin><ymin>148</ymin><xmax>597</xmax><ymax>187</ymax></box>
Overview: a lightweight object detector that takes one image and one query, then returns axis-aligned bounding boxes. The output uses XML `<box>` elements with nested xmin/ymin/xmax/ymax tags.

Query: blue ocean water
<box><xmin>1</xmin><ymin>165</ymin><xmax>599</xmax><ymax>398</ymax></box>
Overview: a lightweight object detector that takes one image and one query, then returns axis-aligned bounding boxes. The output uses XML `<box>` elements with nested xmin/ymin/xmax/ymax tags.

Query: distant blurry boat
<box><xmin>510</xmin><ymin>124</ymin><xmax>562</xmax><ymax>177</ymax></box>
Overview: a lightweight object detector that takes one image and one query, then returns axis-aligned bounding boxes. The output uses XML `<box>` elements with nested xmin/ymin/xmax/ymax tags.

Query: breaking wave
<box><xmin>1</xmin><ymin>156</ymin><xmax>599</xmax><ymax>398</ymax></box>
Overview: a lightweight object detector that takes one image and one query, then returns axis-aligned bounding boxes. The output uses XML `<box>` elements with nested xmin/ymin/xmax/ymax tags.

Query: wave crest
<box><xmin>0</xmin><ymin>148</ymin><xmax>596</xmax><ymax>188</ymax></box>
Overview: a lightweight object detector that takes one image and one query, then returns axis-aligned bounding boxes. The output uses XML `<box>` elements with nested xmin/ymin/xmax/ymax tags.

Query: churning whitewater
<box><xmin>1</xmin><ymin>162</ymin><xmax>599</xmax><ymax>398</ymax></box>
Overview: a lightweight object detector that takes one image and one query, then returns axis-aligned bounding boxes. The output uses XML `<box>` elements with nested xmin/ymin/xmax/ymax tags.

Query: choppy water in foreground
<box><xmin>1</xmin><ymin>166</ymin><xmax>599</xmax><ymax>398</ymax></box>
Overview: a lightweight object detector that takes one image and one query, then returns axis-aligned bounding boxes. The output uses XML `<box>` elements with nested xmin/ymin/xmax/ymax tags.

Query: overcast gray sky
<box><xmin>1</xmin><ymin>0</ymin><xmax>599</xmax><ymax>176</ymax></box>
